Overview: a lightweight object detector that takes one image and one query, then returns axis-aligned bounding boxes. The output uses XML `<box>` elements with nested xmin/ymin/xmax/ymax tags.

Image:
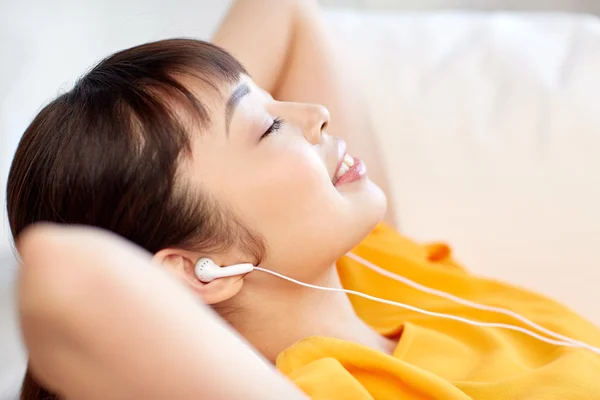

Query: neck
<box><xmin>222</xmin><ymin>265</ymin><xmax>395</xmax><ymax>363</ymax></box>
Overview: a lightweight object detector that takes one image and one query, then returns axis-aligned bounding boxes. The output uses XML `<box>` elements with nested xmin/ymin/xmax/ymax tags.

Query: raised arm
<box><xmin>212</xmin><ymin>0</ymin><xmax>397</xmax><ymax>226</ymax></box>
<box><xmin>18</xmin><ymin>224</ymin><xmax>308</xmax><ymax>400</ymax></box>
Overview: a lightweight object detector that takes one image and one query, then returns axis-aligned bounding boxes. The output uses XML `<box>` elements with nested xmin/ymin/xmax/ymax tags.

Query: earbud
<box><xmin>194</xmin><ymin>257</ymin><xmax>254</xmax><ymax>283</ymax></box>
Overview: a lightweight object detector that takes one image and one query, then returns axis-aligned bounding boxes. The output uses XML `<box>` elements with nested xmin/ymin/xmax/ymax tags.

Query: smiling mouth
<box><xmin>332</xmin><ymin>153</ymin><xmax>355</xmax><ymax>185</ymax></box>
<box><xmin>330</xmin><ymin>138</ymin><xmax>367</xmax><ymax>187</ymax></box>
<box><xmin>333</xmin><ymin>152</ymin><xmax>369</xmax><ymax>187</ymax></box>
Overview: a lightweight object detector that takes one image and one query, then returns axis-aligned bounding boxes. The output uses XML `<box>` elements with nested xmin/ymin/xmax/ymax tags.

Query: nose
<box><xmin>271</xmin><ymin>101</ymin><xmax>331</xmax><ymax>144</ymax></box>
<box><xmin>301</xmin><ymin>104</ymin><xmax>330</xmax><ymax>145</ymax></box>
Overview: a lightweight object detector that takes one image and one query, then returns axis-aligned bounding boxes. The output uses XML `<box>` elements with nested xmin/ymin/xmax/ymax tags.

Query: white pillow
<box><xmin>328</xmin><ymin>10</ymin><xmax>600</xmax><ymax>324</ymax></box>
<box><xmin>0</xmin><ymin>1</ymin><xmax>234</xmax><ymax>397</ymax></box>
<box><xmin>2</xmin><ymin>6</ymin><xmax>600</xmax><ymax>399</ymax></box>
<box><xmin>0</xmin><ymin>254</ymin><xmax>25</xmax><ymax>400</ymax></box>
<box><xmin>0</xmin><ymin>0</ymin><xmax>234</xmax><ymax>256</ymax></box>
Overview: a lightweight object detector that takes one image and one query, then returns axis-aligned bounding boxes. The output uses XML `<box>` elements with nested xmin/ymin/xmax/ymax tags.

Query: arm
<box><xmin>212</xmin><ymin>0</ymin><xmax>397</xmax><ymax>226</ymax></box>
<box><xmin>18</xmin><ymin>224</ymin><xmax>308</xmax><ymax>400</ymax></box>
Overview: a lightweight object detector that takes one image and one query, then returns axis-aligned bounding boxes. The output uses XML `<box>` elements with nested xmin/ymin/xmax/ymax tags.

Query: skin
<box><xmin>18</xmin><ymin>225</ymin><xmax>309</xmax><ymax>400</ymax></box>
<box><xmin>212</xmin><ymin>0</ymin><xmax>396</xmax><ymax>228</ymax></box>
<box><xmin>18</xmin><ymin>0</ymin><xmax>398</xmax><ymax>398</ymax></box>
<box><xmin>154</xmin><ymin>0</ymin><xmax>395</xmax><ymax>362</ymax></box>
<box><xmin>156</xmin><ymin>75</ymin><xmax>393</xmax><ymax>362</ymax></box>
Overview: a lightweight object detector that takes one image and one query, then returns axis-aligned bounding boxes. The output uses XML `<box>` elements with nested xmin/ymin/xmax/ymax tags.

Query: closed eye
<box><xmin>260</xmin><ymin>117</ymin><xmax>284</xmax><ymax>140</ymax></box>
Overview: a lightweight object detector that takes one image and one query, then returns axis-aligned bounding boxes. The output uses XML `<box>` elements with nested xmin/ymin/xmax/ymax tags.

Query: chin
<box><xmin>343</xmin><ymin>182</ymin><xmax>388</xmax><ymax>251</ymax></box>
<box><xmin>364</xmin><ymin>179</ymin><xmax>388</xmax><ymax>223</ymax></box>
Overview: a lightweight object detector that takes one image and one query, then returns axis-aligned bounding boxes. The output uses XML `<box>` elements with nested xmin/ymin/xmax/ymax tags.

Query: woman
<box><xmin>8</xmin><ymin>0</ymin><xmax>600</xmax><ymax>399</ymax></box>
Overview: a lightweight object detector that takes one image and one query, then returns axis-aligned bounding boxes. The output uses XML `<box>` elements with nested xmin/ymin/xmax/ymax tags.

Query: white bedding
<box><xmin>2</xmin><ymin>5</ymin><xmax>600</xmax><ymax>399</ymax></box>
<box><xmin>328</xmin><ymin>11</ymin><xmax>600</xmax><ymax>324</ymax></box>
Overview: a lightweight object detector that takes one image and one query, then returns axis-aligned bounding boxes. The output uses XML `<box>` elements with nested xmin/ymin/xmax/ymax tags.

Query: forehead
<box><xmin>190</xmin><ymin>73</ymin><xmax>259</xmax><ymax>114</ymax></box>
<box><xmin>184</xmin><ymin>73</ymin><xmax>254</xmax><ymax>105</ymax></box>
<box><xmin>200</xmin><ymin>75</ymin><xmax>270</xmax><ymax>129</ymax></box>
<box><xmin>168</xmin><ymin>73</ymin><xmax>249</xmax><ymax>135</ymax></box>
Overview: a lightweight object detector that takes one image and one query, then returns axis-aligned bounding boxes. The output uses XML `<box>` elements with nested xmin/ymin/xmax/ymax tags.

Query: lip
<box><xmin>334</xmin><ymin>157</ymin><xmax>367</xmax><ymax>187</ymax></box>
<box><xmin>332</xmin><ymin>139</ymin><xmax>347</xmax><ymax>183</ymax></box>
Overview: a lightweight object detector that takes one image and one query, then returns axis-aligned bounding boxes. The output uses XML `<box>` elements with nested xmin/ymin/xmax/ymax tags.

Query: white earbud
<box><xmin>194</xmin><ymin>257</ymin><xmax>254</xmax><ymax>283</ymax></box>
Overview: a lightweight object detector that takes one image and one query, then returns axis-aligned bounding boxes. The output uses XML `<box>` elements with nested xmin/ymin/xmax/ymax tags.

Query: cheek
<box><xmin>242</xmin><ymin>148</ymin><xmax>336</xmax><ymax>222</ymax></box>
<box><xmin>200</xmin><ymin>141</ymin><xmax>386</xmax><ymax>280</ymax></box>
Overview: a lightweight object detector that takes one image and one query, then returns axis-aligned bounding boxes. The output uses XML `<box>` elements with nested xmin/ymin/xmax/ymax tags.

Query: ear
<box><xmin>153</xmin><ymin>249</ymin><xmax>244</xmax><ymax>305</ymax></box>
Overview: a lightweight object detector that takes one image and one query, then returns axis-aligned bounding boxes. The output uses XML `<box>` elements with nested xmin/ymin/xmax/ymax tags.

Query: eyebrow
<box><xmin>225</xmin><ymin>83</ymin><xmax>251</xmax><ymax>134</ymax></box>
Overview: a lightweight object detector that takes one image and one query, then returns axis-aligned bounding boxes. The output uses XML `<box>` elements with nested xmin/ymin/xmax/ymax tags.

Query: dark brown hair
<box><xmin>6</xmin><ymin>38</ymin><xmax>265</xmax><ymax>400</ymax></box>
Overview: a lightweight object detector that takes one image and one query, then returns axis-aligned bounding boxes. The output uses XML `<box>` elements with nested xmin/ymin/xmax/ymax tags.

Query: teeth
<box><xmin>336</xmin><ymin>162</ymin><xmax>350</xmax><ymax>179</ymax></box>
<box><xmin>343</xmin><ymin>154</ymin><xmax>354</xmax><ymax>167</ymax></box>
<box><xmin>333</xmin><ymin>154</ymin><xmax>355</xmax><ymax>183</ymax></box>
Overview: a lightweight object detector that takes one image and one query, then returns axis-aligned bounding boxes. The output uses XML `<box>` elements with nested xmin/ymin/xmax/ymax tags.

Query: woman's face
<box><xmin>186</xmin><ymin>75</ymin><xmax>386</xmax><ymax>282</ymax></box>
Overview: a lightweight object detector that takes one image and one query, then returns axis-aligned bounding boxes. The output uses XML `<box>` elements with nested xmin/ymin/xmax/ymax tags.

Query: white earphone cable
<box><xmin>252</xmin><ymin>258</ymin><xmax>600</xmax><ymax>356</ymax></box>
<box><xmin>344</xmin><ymin>252</ymin><xmax>599</xmax><ymax>353</ymax></box>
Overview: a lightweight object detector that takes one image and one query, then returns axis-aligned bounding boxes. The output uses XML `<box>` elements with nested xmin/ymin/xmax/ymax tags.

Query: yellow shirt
<box><xmin>276</xmin><ymin>223</ymin><xmax>600</xmax><ymax>399</ymax></box>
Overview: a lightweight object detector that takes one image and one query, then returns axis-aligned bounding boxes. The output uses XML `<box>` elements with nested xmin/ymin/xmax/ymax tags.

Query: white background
<box><xmin>2</xmin><ymin>1</ymin><xmax>600</xmax><ymax>399</ymax></box>
<box><xmin>0</xmin><ymin>0</ymin><xmax>237</xmax><ymax>255</ymax></box>
<box><xmin>3</xmin><ymin>0</ymin><xmax>600</xmax><ymax>256</ymax></box>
